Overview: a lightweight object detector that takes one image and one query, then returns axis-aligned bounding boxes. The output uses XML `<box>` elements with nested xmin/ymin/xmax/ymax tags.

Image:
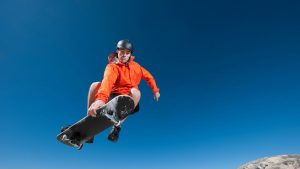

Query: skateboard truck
<box><xmin>103</xmin><ymin>112</ymin><xmax>120</xmax><ymax>125</ymax></box>
<box><xmin>61</xmin><ymin>134</ymin><xmax>83</xmax><ymax>150</ymax></box>
<box><xmin>97</xmin><ymin>109</ymin><xmax>122</xmax><ymax>126</ymax></box>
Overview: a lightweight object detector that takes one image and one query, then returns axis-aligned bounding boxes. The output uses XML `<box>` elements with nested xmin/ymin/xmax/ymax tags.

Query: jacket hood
<box><xmin>107</xmin><ymin>52</ymin><xmax>135</xmax><ymax>64</ymax></box>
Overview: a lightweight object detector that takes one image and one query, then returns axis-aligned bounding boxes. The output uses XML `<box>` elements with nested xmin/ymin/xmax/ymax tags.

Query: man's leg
<box><xmin>108</xmin><ymin>88</ymin><xmax>141</xmax><ymax>142</ymax></box>
<box><xmin>114</xmin><ymin>88</ymin><xmax>141</xmax><ymax>124</ymax></box>
<box><xmin>86</xmin><ymin>82</ymin><xmax>100</xmax><ymax>143</ymax></box>
<box><xmin>130</xmin><ymin>88</ymin><xmax>141</xmax><ymax>109</ymax></box>
<box><xmin>87</xmin><ymin>82</ymin><xmax>100</xmax><ymax>109</ymax></box>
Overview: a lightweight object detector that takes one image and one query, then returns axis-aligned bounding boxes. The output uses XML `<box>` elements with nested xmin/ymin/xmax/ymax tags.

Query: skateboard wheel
<box><xmin>62</xmin><ymin>134</ymin><xmax>69</xmax><ymax>141</ymax></box>
<box><xmin>77</xmin><ymin>144</ymin><xmax>83</xmax><ymax>150</ymax></box>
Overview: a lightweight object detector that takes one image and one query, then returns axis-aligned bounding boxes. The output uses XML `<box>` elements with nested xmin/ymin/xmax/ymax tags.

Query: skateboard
<box><xmin>56</xmin><ymin>95</ymin><xmax>134</xmax><ymax>150</ymax></box>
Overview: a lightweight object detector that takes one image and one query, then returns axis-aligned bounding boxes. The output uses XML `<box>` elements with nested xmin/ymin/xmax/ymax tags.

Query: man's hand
<box><xmin>154</xmin><ymin>92</ymin><xmax>160</xmax><ymax>101</ymax></box>
<box><xmin>88</xmin><ymin>100</ymin><xmax>106</xmax><ymax>117</ymax></box>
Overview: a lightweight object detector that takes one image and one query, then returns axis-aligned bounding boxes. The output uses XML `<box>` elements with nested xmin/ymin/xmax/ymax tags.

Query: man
<box><xmin>87</xmin><ymin>39</ymin><xmax>160</xmax><ymax>142</ymax></box>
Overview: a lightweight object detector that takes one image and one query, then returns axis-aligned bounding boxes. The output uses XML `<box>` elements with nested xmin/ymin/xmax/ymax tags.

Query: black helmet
<box><xmin>116</xmin><ymin>39</ymin><xmax>133</xmax><ymax>52</ymax></box>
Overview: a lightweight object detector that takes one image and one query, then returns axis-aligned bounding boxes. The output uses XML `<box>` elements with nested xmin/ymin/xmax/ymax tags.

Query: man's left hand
<box><xmin>154</xmin><ymin>92</ymin><xmax>160</xmax><ymax>101</ymax></box>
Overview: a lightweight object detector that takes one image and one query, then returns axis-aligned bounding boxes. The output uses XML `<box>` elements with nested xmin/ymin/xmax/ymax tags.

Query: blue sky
<box><xmin>1</xmin><ymin>0</ymin><xmax>300</xmax><ymax>168</ymax></box>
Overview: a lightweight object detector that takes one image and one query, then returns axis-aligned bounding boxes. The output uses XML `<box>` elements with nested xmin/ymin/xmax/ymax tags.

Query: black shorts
<box><xmin>109</xmin><ymin>94</ymin><xmax>139</xmax><ymax>114</ymax></box>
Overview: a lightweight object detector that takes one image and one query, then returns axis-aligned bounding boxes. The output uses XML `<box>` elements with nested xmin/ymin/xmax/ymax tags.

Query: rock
<box><xmin>238</xmin><ymin>154</ymin><xmax>300</xmax><ymax>169</ymax></box>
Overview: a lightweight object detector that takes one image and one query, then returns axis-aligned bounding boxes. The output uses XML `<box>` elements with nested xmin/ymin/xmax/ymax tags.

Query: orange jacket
<box><xmin>95</xmin><ymin>54</ymin><xmax>159</xmax><ymax>103</ymax></box>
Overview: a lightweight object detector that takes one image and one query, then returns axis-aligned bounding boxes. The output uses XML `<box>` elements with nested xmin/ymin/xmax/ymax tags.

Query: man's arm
<box><xmin>95</xmin><ymin>64</ymin><xmax>119</xmax><ymax>103</ymax></box>
<box><xmin>88</xmin><ymin>64</ymin><xmax>118</xmax><ymax>117</ymax></box>
<box><xmin>141</xmin><ymin>66</ymin><xmax>160</xmax><ymax>100</ymax></box>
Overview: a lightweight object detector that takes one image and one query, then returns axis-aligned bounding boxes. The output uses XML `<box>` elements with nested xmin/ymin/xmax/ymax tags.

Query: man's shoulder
<box><xmin>105</xmin><ymin>63</ymin><xmax>119</xmax><ymax>71</ymax></box>
<box><xmin>107</xmin><ymin>62</ymin><xmax>118</xmax><ymax>67</ymax></box>
<box><xmin>130</xmin><ymin>60</ymin><xmax>141</xmax><ymax>67</ymax></box>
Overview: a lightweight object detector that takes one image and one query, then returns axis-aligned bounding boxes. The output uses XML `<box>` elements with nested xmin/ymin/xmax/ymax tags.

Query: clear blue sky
<box><xmin>1</xmin><ymin>0</ymin><xmax>300</xmax><ymax>168</ymax></box>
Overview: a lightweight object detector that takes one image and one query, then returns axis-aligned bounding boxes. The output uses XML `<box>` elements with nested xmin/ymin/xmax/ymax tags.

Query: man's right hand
<box><xmin>88</xmin><ymin>100</ymin><xmax>106</xmax><ymax>117</ymax></box>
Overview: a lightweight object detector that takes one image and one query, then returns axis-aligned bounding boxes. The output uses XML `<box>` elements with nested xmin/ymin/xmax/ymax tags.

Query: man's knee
<box><xmin>130</xmin><ymin>88</ymin><xmax>141</xmax><ymax>98</ymax></box>
<box><xmin>90</xmin><ymin>82</ymin><xmax>100</xmax><ymax>91</ymax></box>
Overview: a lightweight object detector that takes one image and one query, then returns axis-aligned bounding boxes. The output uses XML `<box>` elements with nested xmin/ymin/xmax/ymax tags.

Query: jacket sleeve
<box><xmin>95</xmin><ymin>64</ymin><xmax>118</xmax><ymax>103</ymax></box>
<box><xmin>141</xmin><ymin>66</ymin><xmax>159</xmax><ymax>94</ymax></box>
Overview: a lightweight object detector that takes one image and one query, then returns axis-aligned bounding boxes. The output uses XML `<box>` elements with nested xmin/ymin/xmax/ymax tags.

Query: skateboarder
<box><xmin>87</xmin><ymin>39</ymin><xmax>160</xmax><ymax>142</ymax></box>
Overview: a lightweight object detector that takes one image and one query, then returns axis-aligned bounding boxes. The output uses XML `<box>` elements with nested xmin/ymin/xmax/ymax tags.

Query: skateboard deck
<box><xmin>56</xmin><ymin>95</ymin><xmax>134</xmax><ymax>149</ymax></box>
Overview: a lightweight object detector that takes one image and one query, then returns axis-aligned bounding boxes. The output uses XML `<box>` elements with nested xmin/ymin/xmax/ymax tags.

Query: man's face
<box><xmin>117</xmin><ymin>48</ymin><xmax>132</xmax><ymax>64</ymax></box>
